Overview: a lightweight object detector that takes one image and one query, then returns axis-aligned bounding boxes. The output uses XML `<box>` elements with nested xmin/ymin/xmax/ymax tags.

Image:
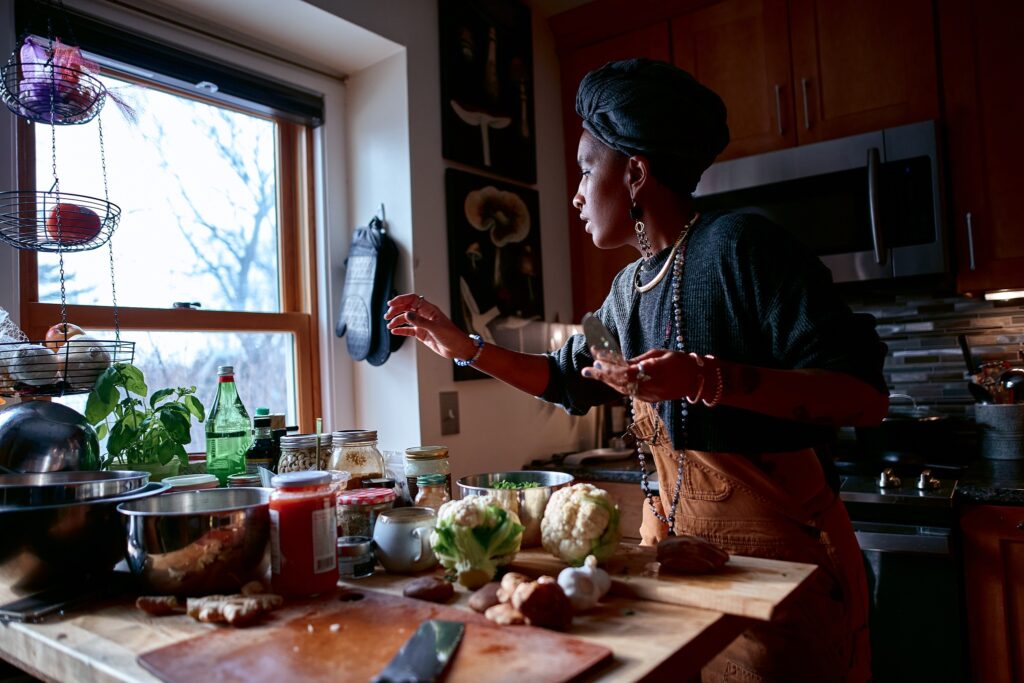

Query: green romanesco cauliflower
<box><xmin>541</xmin><ymin>482</ymin><xmax>621</xmax><ymax>566</ymax></box>
<box><xmin>429</xmin><ymin>494</ymin><xmax>524</xmax><ymax>589</ymax></box>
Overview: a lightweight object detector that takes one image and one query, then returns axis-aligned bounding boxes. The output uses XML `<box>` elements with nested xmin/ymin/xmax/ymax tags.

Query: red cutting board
<box><xmin>138</xmin><ymin>589</ymin><xmax>612</xmax><ymax>683</ymax></box>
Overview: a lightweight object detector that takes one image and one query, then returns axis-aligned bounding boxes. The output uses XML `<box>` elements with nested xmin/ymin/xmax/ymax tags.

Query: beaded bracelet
<box><xmin>701</xmin><ymin>355</ymin><xmax>724</xmax><ymax>407</ymax></box>
<box><xmin>454</xmin><ymin>334</ymin><xmax>484</xmax><ymax>367</ymax></box>
<box><xmin>685</xmin><ymin>353</ymin><xmax>706</xmax><ymax>404</ymax></box>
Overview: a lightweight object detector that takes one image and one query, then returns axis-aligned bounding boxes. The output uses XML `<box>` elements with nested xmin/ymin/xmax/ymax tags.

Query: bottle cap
<box><xmin>405</xmin><ymin>445</ymin><xmax>449</xmax><ymax>460</ymax></box>
<box><xmin>217</xmin><ymin>365</ymin><xmax>234</xmax><ymax>375</ymax></box>
<box><xmin>255</xmin><ymin>407</ymin><xmax>270</xmax><ymax>416</ymax></box>
<box><xmin>337</xmin><ymin>487</ymin><xmax>396</xmax><ymax>505</ymax></box>
<box><xmin>271</xmin><ymin>470</ymin><xmax>331</xmax><ymax>488</ymax></box>
<box><xmin>332</xmin><ymin>429</ymin><xmax>378</xmax><ymax>444</ymax></box>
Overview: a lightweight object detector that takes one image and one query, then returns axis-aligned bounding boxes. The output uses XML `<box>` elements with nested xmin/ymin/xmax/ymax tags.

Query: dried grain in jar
<box><xmin>336</xmin><ymin>487</ymin><xmax>395</xmax><ymax>538</ymax></box>
<box><xmin>328</xmin><ymin>430</ymin><xmax>385</xmax><ymax>489</ymax></box>
<box><xmin>277</xmin><ymin>433</ymin><xmax>332</xmax><ymax>473</ymax></box>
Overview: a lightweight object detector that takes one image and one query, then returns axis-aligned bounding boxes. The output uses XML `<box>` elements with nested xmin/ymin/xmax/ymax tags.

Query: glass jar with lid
<box><xmin>336</xmin><ymin>487</ymin><xmax>396</xmax><ymax>538</ymax></box>
<box><xmin>413</xmin><ymin>473</ymin><xmax>450</xmax><ymax>512</ymax></box>
<box><xmin>269</xmin><ymin>470</ymin><xmax>338</xmax><ymax>597</ymax></box>
<box><xmin>329</xmin><ymin>430</ymin><xmax>385</xmax><ymax>489</ymax></box>
<box><xmin>404</xmin><ymin>445</ymin><xmax>450</xmax><ymax>503</ymax></box>
<box><xmin>277</xmin><ymin>433</ymin><xmax>332</xmax><ymax>473</ymax></box>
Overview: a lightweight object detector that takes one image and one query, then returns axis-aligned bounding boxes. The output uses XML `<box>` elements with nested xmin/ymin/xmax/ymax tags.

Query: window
<box><xmin>17</xmin><ymin>36</ymin><xmax>322</xmax><ymax>452</ymax></box>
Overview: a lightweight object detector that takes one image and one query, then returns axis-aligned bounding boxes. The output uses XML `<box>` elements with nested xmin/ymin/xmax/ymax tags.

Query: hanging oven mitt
<box><xmin>335</xmin><ymin>215</ymin><xmax>404</xmax><ymax>365</ymax></box>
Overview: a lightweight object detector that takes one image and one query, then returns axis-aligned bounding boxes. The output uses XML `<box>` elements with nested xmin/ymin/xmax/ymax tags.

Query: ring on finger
<box><xmin>413</xmin><ymin>295</ymin><xmax>425</xmax><ymax>311</ymax></box>
<box><xmin>636</xmin><ymin>361</ymin><xmax>650</xmax><ymax>383</ymax></box>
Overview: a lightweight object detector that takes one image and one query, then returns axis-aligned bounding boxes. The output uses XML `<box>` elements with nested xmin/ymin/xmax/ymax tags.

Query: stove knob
<box><xmin>878</xmin><ymin>468</ymin><xmax>902</xmax><ymax>488</ymax></box>
<box><xmin>917</xmin><ymin>469</ymin><xmax>941</xmax><ymax>490</ymax></box>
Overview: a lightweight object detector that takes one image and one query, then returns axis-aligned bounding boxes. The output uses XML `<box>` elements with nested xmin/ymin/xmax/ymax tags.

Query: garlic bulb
<box><xmin>557</xmin><ymin>554</ymin><xmax>611</xmax><ymax>612</ymax></box>
<box><xmin>8</xmin><ymin>344</ymin><xmax>60</xmax><ymax>386</ymax></box>
<box><xmin>58</xmin><ymin>336</ymin><xmax>111</xmax><ymax>387</ymax></box>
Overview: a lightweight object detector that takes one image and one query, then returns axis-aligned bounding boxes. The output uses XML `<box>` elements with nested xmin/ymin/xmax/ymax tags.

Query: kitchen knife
<box><xmin>371</xmin><ymin>619</ymin><xmax>465</xmax><ymax>683</ymax></box>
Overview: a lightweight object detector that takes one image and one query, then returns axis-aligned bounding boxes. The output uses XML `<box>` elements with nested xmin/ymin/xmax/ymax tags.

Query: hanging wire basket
<box><xmin>0</xmin><ymin>189</ymin><xmax>120</xmax><ymax>252</ymax></box>
<box><xmin>0</xmin><ymin>56</ymin><xmax>106</xmax><ymax>125</ymax></box>
<box><xmin>0</xmin><ymin>338</ymin><xmax>134</xmax><ymax>398</ymax></box>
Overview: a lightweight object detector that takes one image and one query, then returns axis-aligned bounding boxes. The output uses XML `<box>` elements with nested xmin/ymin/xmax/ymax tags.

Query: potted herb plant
<box><xmin>85</xmin><ymin>363</ymin><xmax>206</xmax><ymax>480</ymax></box>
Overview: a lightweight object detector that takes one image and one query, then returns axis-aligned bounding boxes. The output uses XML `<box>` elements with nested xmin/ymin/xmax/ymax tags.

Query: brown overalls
<box><xmin>631</xmin><ymin>400</ymin><xmax>871</xmax><ymax>683</ymax></box>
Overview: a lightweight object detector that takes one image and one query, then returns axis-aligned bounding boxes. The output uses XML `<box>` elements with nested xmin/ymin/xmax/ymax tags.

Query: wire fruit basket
<box><xmin>0</xmin><ymin>189</ymin><xmax>120</xmax><ymax>252</ymax></box>
<box><xmin>0</xmin><ymin>338</ymin><xmax>134</xmax><ymax>397</ymax></box>
<box><xmin>0</xmin><ymin>57</ymin><xmax>106</xmax><ymax>125</ymax></box>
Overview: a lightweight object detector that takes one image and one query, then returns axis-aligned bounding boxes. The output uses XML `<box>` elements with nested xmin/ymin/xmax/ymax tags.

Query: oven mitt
<box><xmin>335</xmin><ymin>215</ymin><xmax>404</xmax><ymax>365</ymax></box>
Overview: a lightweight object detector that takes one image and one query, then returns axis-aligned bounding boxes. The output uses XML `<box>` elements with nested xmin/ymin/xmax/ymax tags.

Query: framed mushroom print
<box><xmin>438</xmin><ymin>0</ymin><xmax>536</xmax><ymax>183</ymax></box>
<box><xmin>445</xmin><ymin>168</ymin><xmax>544</xmax><ymax>381</ymax></box>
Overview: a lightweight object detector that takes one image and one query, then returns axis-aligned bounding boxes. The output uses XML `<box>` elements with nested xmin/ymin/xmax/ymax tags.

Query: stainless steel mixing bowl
<box><xmin>0</xmin><ymin>400</ymin><xmax>100</xmax><ymax>472</ymax></box>
<box><xmin>0</xmin><ymin>481</ymin><xmax>169</xmax><ymax>593</ymax></box>
<box><xmin>457</xmin><ymin>471</ymin><xmax>574</xmax><ymax>547</ymax></box>
<box><xmin>118</xmin><ymin>487</ymin><xmax>271</xmax><ymax>596</ymax></box>
<box><xmin>0</xmin><ymin>470</ymin><xmax>150</xmax><ymax>507</ymax></box>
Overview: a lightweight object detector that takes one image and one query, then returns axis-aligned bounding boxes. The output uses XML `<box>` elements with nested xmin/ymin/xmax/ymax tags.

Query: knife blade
<box><xmin>371</xmin><ymin>619</ymin><xmax>465</xmax><ymax>683</ymax></box>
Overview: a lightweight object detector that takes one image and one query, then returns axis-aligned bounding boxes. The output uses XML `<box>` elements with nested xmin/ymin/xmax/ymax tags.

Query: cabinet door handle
<box><xmin>774</xmin><ymin>84</ymin><xmax>784</xmax><ymax>136</ymax></box>
<box><xmin>966</xmin><ymin>212</ymin><xmax>976</xmax><ymax>271</ymax></box>
<box><xmin>1017</xmin><ymin>521</ymin><xmax>1024</xmax><ymax>530</ymax></box>
<box><xmin>867</xmin><ymin>148</ymin><xmax>886</xmax><ymax>266</ymax></box>
<box><xmin>801</xmin><ymin>78</ymin><xmax>811</xmax><ymax>130</ymax></box>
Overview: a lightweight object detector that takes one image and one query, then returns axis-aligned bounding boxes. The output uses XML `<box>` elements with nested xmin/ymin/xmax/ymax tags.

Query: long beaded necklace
<box><xmin>630</xmin><ymin>216</ymin><xmax>696</xmax><ymax>534</ymax></box>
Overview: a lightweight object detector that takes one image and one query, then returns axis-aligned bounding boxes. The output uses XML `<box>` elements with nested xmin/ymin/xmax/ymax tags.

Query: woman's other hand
<box><xmin>582</xmin><ymin>348</ymin><xmax>700</xmax><ymax>403</ymax></box>
<box><xmin>385</xmin><ymin>293</ymin><xmax>476</xmax><ymax>361</ymax></box>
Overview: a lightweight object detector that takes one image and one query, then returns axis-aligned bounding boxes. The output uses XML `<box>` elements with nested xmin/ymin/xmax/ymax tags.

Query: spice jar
<box><xmin>404</xmin><ymin>445</ymin><xmax>450</xmax><ymax>503</ymax></box>
<box><xmin>226</xmin><ymin>472</ymin><xmax>261</xmax><ymax>487</ymax></box>
<box><xmin>329</xmin><ymin>430</ymin><xmax>385</xmax><ymax>489</ymax></box>
<box><xmin>336</xmin><ymin>487</ymin><xmax>395</xmax><ymax>538</ymax></box>
<box><xmin>413</xmin><ymin>473</ymin><xmax>450</xmax><ymax>512</ymax></box>
<box><xmin>337</xmin><ymin>535</ymin><xmax>375</xmax><ymax>579</ymax></box>
<box><xmin>277</xmin><ymin>433</ymin><xmax>332</xmax><ymax>473</ymax></box>
<box><xmin>269</xmin><ymin>471</ymin><xmax>338</xmax><ymax>597</ymax></box>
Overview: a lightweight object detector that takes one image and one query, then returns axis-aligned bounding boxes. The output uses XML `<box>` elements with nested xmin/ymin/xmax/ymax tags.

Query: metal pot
<box><xmin>457</xmin><ymin>471</ymin><xmax>573</xmax><ymax>547</ymax></box>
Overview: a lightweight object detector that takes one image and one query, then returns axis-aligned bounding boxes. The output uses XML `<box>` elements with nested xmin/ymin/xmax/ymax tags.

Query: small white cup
<box><xmin>372</xmin><ymin>507</ymin><xmax>437</xmax><ymax>573</ymax></box>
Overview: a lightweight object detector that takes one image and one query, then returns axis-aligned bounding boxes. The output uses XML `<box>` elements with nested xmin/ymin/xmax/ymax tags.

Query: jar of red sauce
<box><xmin>269</xmin><ymin>471</ymin><xmax>338</xmax><ymax>597</ymax></box>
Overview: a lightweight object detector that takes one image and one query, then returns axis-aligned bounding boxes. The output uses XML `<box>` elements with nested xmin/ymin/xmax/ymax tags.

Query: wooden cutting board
<box><xmin>510</xmin><ymin>544</ymin><xmax>818</xmax><ymax>621</ymax></box>
<box><xmin>138</xmin><ymin>589</ymin><xmax>612</xmax><ymax>683</ymax></box>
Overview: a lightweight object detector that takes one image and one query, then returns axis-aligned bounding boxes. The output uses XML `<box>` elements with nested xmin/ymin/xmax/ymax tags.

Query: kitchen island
<box><xmin>0</xmin><ymin>548</ymin><xmax>821</xmax><ymax>683</ymax></box>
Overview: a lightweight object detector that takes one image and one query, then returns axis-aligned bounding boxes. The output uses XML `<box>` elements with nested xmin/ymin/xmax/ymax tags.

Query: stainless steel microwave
<box><xmin>694</xmin><ymin>120</ymin><xmax>947</xmax><ymax>282</ymax></box>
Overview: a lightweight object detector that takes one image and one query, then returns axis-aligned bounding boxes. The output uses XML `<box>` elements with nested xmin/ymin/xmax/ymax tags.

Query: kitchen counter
<box><xmin>530</xmin><ymin>451</ymin><xmax>647</xmax><ymax>484</ymax></box>
<box><xmin>955</xmin><ymin>458</ymin><xmax>1024</xmax><ymax>505</ymax></box>
<box><xmin>0</xmin><ymin>568</ymin><xmax>754</xmax><ymax>683</ymax></box>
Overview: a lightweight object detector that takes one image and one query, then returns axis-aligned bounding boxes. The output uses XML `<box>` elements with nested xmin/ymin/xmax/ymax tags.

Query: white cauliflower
<box><xmin>430</xmin><ymin>494</ymin><xmax>524</xmax><ymax>588</ymax></box>
<box><xmin>541</xmin><ymin>483</ymin><xmax>622</xmax><ymax>566</ymax></box>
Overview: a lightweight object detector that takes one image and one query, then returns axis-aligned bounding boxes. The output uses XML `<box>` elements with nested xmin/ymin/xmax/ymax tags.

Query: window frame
<box><xmin>16</xmin><ymin>73</ymin><xmax>322</xmax><ymax>433</ymax></box>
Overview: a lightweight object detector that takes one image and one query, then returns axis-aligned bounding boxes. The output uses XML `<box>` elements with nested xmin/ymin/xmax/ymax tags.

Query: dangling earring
<box><xmin>631</xmin><ymin>201</ymin><xmax>654</xmax><ymax>262</ymax></box>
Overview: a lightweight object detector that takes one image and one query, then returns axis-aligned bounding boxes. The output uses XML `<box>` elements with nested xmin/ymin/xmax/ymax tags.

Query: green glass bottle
<box><xmin>205</xmin><ymin>365</ymin><xmax>252</xmax><ymax>485</ymax></box>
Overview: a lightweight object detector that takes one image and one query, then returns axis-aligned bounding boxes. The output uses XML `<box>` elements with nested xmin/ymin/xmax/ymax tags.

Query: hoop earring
<box><xmin>631</xmin><ymin>201</ymin><xmax>654</xmax><ymax>261</ymax></box>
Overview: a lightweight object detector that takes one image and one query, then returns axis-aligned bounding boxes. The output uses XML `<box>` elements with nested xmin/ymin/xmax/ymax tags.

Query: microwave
<box><xmin>694</xmin><ymin>121</ymin><xmax>947</xmax><ymax>283</ymax></box>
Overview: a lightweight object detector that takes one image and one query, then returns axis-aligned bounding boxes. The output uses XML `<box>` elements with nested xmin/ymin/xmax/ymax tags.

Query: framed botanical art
<box><xmin>438</xmin><ymin>0</ymin><xmax>536</xmax><ymax>184</ymax></box>
<box><xmin>445</xmin><ymin>168</ymin><xmax>544</xmax><ymax>381</ymax></box>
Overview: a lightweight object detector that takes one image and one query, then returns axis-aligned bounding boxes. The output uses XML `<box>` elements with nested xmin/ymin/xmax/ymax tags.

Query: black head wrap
<box><xmin>576</xmin><ymin>58</ymin><xmax>729</xmax><ymax>194</ymax></box>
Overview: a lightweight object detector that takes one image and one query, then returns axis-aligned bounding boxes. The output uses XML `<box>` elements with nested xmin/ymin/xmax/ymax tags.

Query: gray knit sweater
<box><xmin>540</xmin><ymin>211</ymin><xmax>887</xmax><ymax>455</ymax></box>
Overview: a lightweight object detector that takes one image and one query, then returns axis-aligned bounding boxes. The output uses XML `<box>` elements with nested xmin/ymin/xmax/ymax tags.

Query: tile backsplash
<box><xmin>847</xmin><ymin>292</ymin><xmax>1024</xmax><ymax>418</ymax></box>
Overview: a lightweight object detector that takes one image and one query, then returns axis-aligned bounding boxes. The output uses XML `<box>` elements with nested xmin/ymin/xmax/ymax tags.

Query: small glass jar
<box><xmin>329</xmin><ymin>430</ymin><xmax>385</xmax><ymax>489</ymax></box>
<box><xmin>337</xmin><ymin>535</ymin><xmax>375</xmax><ymax>579</ymax></box>
<box><xmin>163</xmin><ymin>473</ymin><xmax>219</xmax><ymax>492</ymax></box>
<box><xmin>227</xmin><ymin>472</ymin><xmax>261</xmax><ymax>487</ymax></box>
<box><xmin>269</xmin><ymin>470</ymin><xmax>338</xmax><ymax>597</ymax></box>
<box><xmin>277</xmin><ymin>433</ymin><xmax>332</xmax><ymax>473</ymax></box>
<box><xmin>413</xmin><ymin>473</ymin><xmax>450</xmax><ymax>512</ymax></box>
<box><xmin>404</xmin><ymin>445</ymin><xmax>450</xmax><ymax>503</ymax></box>
<box><xmin>336</xmin><ymin>487</ymin><xmax>396</xmax><ymax>538</ymax></box>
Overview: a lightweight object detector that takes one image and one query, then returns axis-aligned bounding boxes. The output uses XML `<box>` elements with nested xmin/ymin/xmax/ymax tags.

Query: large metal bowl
<box><xmin>0</xmin><ymin>481</ymin><xmax>169</xmax><ymax>594</ymax></box>
<box><xmin>118</xmin><ymin>488</ymin><xmax>271</xmax><ymax>596</ymax></box>
<box><xmin>0</xmin><ymin>470</ymin><xmax>150</xmax><ymax>507</ymax></box>
<box><xmin>0</xmin><ymin>400</ymin><xmax>100</xmax><ymax>472</ymax></box>
<box><xmin>457</xmin><ymin>471</ymin><xmax>573</xmax><ymax>547</ymax></box>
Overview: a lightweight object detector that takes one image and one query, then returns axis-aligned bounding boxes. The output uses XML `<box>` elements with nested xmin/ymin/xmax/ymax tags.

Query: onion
<box><xmin>8</xmin><ymin>344</ymin><xmax>61</xmax><ymax>386</ymax></box>
<box><xmin>59</xmin><ymin>336</ymin><xmax>112</xmax><ymax>387</ymax></box>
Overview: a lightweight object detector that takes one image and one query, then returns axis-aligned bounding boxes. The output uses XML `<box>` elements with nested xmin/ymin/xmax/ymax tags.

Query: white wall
<box><xmin>313</xmin><ymin>0</ymin><xmax>592</xmax><ymax>481</ymax></box>
<box><xmin>0</xmin><ymin>3</ymin><xmax>19</xmax><ymax>326</ymax></box>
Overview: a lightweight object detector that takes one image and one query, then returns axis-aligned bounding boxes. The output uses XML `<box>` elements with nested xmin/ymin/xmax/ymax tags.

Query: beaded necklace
<box><xmin>630</xmin><ymin>215</ymin><xmax>697</xmax><ymax>533</ymax></box>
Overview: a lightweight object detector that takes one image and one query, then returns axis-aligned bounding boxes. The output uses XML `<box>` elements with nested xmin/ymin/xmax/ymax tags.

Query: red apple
<box><xmin>45</xmin><ymin>203</ymin><xmax>101</xmax><ymax>244</ymax></box>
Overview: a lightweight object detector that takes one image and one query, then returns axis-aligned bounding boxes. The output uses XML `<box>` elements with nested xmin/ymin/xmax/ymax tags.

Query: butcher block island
<box><xmin>0</xmin><ymin>544</ymin><xmax>819</xmax><ymax>683</ymax></box>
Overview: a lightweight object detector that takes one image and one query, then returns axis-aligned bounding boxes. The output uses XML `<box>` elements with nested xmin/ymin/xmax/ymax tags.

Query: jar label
<box><xmin>312</xmin><ymin>503</ymin><xmax>337</xmax><ymax>574</ymax></box>
<box><xmin>270</xmin><ymin>508</ymin><xmax>281</xmax><ymax>575</ymax></box>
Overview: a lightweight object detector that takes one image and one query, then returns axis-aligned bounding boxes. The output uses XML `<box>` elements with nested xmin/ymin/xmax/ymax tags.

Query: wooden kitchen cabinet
<box><xmin>960</xmin><ymin>504</ymin><xmax>1024</xmax><ymax>683</ymax></box>
<box><xmin>559</xmin><ymin>23</ymin><xmax>672</xmax><ymax>319</ymax></box>
<box><xmin>940</xmin><ymin>0</ymin><xmax>1024</xmax><ymax>295</ymax></box>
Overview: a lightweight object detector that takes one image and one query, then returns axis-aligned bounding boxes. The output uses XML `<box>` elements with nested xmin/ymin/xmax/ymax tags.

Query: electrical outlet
<box><xmin>440</xmin><ymin>391</ymin><xmax>460</xmax><ymax>435</ymax></box>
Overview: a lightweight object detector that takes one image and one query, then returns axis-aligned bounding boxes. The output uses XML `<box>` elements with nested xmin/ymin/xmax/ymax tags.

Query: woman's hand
<box><xmin>582</xmin><ymin>348</ymin><xmax>700</xmax><ymax>403</ymax></box>
<box><xmin>385</xmin><ymin>293</ymin><xmax>476</xmax><ymax>361</ymax></box>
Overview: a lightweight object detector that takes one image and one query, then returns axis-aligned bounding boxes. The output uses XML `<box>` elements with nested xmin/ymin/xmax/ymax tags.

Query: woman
<box><xmin>386</xmin><ymin>59</ymin><xmax>886</xmax><ymax>682</ymax></box>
